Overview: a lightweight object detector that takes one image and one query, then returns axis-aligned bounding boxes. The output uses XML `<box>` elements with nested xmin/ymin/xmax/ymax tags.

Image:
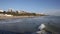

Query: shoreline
<box><xmin>0</xmin><ymin>16</ymin><xmax>37</xmax><ymax>19</ymax></box>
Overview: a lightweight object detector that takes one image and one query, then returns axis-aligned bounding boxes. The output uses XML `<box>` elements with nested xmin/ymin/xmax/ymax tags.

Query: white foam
<box><xmin>39</xmin><ymin>24</ymin><xmax>46</xmax><ymax>30</ymax></box>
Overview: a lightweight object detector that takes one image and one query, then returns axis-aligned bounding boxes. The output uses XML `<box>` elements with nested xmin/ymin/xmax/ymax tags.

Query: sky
<box><xmin>0</xmin><ymin>0</ymin><xmax>60</xmax><ymax>16</ymax></box>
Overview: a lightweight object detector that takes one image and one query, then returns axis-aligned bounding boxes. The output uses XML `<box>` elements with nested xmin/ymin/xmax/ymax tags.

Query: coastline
<box><xmin>0</xmin><ymin>16</ymin><xmax>36</xmax><ymax>19</ymax></box>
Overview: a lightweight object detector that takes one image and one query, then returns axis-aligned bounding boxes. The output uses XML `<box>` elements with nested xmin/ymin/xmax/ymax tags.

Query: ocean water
<box><xmin>0</xmin><ymin>16</ymin><xmax>60</xmax><ymax>34</ymax></box>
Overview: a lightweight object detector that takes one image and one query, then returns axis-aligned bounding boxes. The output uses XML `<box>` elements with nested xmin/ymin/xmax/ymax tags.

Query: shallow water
<box><xmin>0</xmin><ymin>16</ymin><xmax>60</xmax><ymax>34</ymax></box>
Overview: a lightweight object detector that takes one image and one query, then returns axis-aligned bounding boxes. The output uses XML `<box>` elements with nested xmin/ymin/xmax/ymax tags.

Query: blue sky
<box><xmin>0</xmin><ymin>0</ymin><xmax>60</xmax><ymax>16</ymax></box>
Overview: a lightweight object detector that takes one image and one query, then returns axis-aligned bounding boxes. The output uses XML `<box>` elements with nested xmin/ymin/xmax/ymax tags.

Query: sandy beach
<box><xmin>0</xmin><ymin>16</ymin><xmax>35</xmax><ymax>19</ymax></box>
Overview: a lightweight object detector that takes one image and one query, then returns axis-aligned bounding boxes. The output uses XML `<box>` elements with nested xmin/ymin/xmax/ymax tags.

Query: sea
<box><xmin>0</xmin><ymin>16</ymin><xmax>60</xmax><ymax>34</ymax></box>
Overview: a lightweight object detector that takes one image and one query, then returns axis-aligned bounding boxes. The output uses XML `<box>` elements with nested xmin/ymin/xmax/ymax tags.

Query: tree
<box><xmin>3</xmin><ymin>11</ymin><xmax>6</xmax><ymax>14</ymax></box>
<box><xmin>32</xmin><ymin>13</ymin><xmax>36</xmax><ymax>16</ymax></box>
<box><xmin>16</xmin><ymin>11</ymin><xmax>18</xmax><ymax>14</ymax></box>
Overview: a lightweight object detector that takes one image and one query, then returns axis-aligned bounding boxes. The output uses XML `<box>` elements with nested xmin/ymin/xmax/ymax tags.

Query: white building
<box><xmin>8</xmin><ymin>8</ymin><xmax>15</xmax><ymax>12</ymax></box>
<box><xmin>0</xmin><ymin>14</ymin><xmax>13</xmax><ymax>17</ymax></box>
<box><xmin>0</xmin><ymin>9</ymin><xmax>3</xmax><ymax>12</ymax></box>
<box><xmin>4</xmin><ymin>14</ymin><xmax>13</xmax><ymax>16</ymax></box>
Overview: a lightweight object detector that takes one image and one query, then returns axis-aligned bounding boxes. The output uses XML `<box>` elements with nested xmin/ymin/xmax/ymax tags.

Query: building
<box><xmin>0</xmin><ymin>14</ymin><xmax>13</xmax><ymax>17</ymax></box>
<box><xmin>0</xmin><ymin>9</ymin><xmax>3</xmax><ymax>12</ymax></box>
<box><xmin>4</xmin><ymin>14</ymin><xmax>13</xmax><ymax>16</ymax></box>
<box><xmin>8</xmin><ymin>8</ymin><xmax>15</xmax><ymax>12</ymax></box>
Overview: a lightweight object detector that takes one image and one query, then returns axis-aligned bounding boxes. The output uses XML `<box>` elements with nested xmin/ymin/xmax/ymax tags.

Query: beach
<box><xmin>0</xmin><ymin>16</ymin><xmax>35</xmax><ymax>19</ymax></box>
